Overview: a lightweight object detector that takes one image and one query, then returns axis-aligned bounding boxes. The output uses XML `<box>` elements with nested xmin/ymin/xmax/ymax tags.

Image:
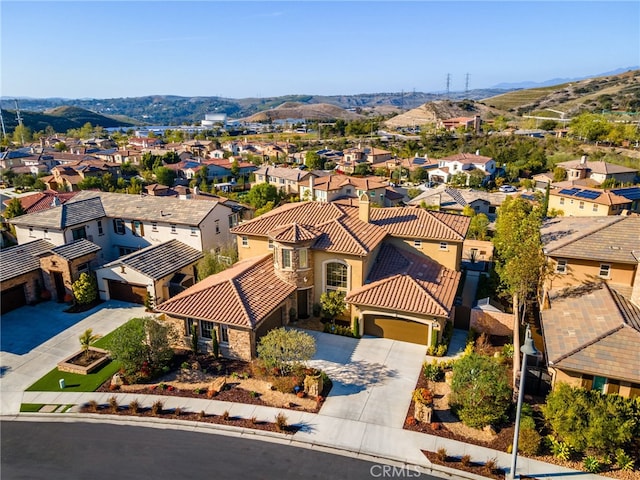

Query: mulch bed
<box><xmin>79</xmin><ymin>404</ymin><xmax>299</xmax><ymax>435</ymax></box>
<box><xmin>64</xmin><ymin>299</ymin><xmax>104</xmax><ymax>313</ymax></box>
<box><xmin>422</xmin><ymin>450</ymin><xmax>506</xmax><ymax>480</ymax></box>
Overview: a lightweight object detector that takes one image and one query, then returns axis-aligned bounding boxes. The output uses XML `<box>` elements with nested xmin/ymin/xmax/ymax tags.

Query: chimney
<box><xmin>580</xmin><ymin>155</ymin><xmax>587</xmax><ymax>165</ymax></box>
<box><xmin>474</xmin><ymin>115</ymin><xmax>481</xmax><ymax>134</ymax></box>
<box><xmin>51</xmin><ymin>196</ymin><xmax>61</xmax><ymax>207</ymax></box>
<box><xmin>358</xmin><ymin>193</ymin><xmax>370</xmax><ymax>223</ymax></box>
<box><xmin>308</xmin><ymin>175</ymin><xmax>314</xmax><ymax>201</ymax></box>
<box><xmin>475</xmin><ymin>149</ymin><xmax>480</xmax><ymax>156</ymax></box>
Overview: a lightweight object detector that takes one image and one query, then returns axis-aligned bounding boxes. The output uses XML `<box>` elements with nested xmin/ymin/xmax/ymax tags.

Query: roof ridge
<box><xmin>544</xmin><ymin>216</ymin><xmax>625</xmax><ymax>254</ymax></box>
<box><xmin>427</xmin><ymin>210</ymin><xmax>465</xmax><ymax>239</ymax></box>
<box><xmin>336</xmin><ymin>217</ymin><xmax>369</xmax><ymax>255</ymax></box>
<box><xmin>551</xmin><ymin>324</ymin><xmax>625</xmax><ymax>365</ymax></box>
<box><xmin>406</xmin><ymin>275</ymin><xmax>449</xmax><ymax>316</ymax></box>
<box><xmin>230</xmin><ymin>275</ymin><xmax>252</xmax><ymax>327</ymax></box>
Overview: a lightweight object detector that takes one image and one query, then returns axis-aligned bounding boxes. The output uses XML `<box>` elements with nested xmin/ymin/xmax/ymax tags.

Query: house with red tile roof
<box><xmin>156</xmin><ymin>196</ymin><xmax>469</xmax><ymax>360</ymax></box>
<box><xmin>427</xmin><ymin>152</ymin><xmax>496</xmax><ymax>186</ymax></box>
<box><xmin>298</xmin><ymin>174</ymin><xmax>390</xmax><ymax>206</ymax></box>
<box><xmin>2</xmin><ymin>190</ymin><xmax>79</xmax><ymax>214</ymax></box>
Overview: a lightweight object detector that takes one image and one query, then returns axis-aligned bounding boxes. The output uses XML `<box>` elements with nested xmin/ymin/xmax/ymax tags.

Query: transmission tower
<box><xmin>446</xmin><ymin>74</ymin><xmax>451</xmax><ymax>98</ymax></box>
<box><xmin>465</xmin><ymin>73</ymin><xmax>470</xmax><ymax>96</ymax></box>
<box><xmin>0</xmin><ymin>108</ymin><xmax>6</xmax><ymax>140</ymax></box>
<box><xmin>14</xmin><ymin>99</ymin><xmax>25</xmax><ymax>145</ymax></box>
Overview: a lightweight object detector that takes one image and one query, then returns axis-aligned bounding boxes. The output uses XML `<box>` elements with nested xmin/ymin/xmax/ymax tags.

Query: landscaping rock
<box><xmin>210</xmin><ymin>377</ymin><xmax>226</xmax><ymax>393</ymax></box>
<box><xmin>414</xmin><ymin>402</ymin><xmax>433</xmax><ymax>423</ymax></box>
<box><xmin>111</xmin><ymin>373</ymin><xmax>124</xmax><ymax>387</ymax></box>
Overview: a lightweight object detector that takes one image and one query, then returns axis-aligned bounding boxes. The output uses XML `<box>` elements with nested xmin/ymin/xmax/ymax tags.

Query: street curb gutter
<box><xmin>1</xmin><ymin>413</ymin><xmax>493</xmax><ymax>480</ymax></box>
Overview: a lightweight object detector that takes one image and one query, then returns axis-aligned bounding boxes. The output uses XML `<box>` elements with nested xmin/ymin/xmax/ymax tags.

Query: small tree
<box><xmin>107</xmin><ymin>317</ymin><xmax>177</xmax><ymax>380</ymax></box>
<box><xmin>190</xmin><ymin>323</ymin><xmax>199</xmax><ymax>355</ymax></box>
<box><xmin>449</xmin><ymin>352</ymin><xmax>512</xmax><ymax>428</ymax></box>
<box><xmin>72</xmin><ymin>272</ymin><xmax>98</xmax><ymax>305</ymax></box>
<box><xmin>319</xmin><ymin>290</ymin><xmax>347</xmax><ymax>322</ymax></box>
<box><xmin>257</xmin><ymin>327</ymin><xmax>316</xmax><ymax>376</ymax></box>
<box><xmin>211</xmin><ymin>328</ymin><xmax>219</xmax><ymax>359</ymax></box>
<box><xmin>78</xmin><ymin>328</ymin><xmax>101</xmax><ymax>359</ymax></box>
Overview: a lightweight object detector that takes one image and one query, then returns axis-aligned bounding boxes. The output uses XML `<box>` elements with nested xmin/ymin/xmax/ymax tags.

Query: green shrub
<box><xmin>312</xmin><ymin>303</ymin><xmax>322</xmax><ymax>317</ymax></box>
<box><xmin>271</xmin><ymin>376</ymin><xmax>297</xmax><ymax>394</ymax></box>
<box><xmin>449</xmin><ymin>353</ymin><xmax>512</xmax><ymax>428</ymax></box>
<box><xmin>501</xmin><ymin>343</ymin><xmax>514</xmax><ymax>359</ymax></box>
<box><xmin>518</xmin><ymin>428</ymin><xmax>542</xmax><ymax>456</ymax></box>
<box><xmin>615</xmin><ymin>449</ymin><xmax>635</xmax><ymax>471</ymax></box>
<box><xmin>72</xmin><ymin>272</ymin><xmax>98</xmax><ymax>305</ymax></box>
<box><xmin>583</xmin><ymin>456</ymin><xmax>601</xmax><ymax>473</ymax></box>
<box><xmin>547</xmin><ymin>436</ymin><xmax>572</xmax><ymax>460</ymax></box>
<box><xmin>423</xmin><ymin>360</ymin><xmax>444</xmax><ymax>382</ymax></box>
<box><xmin>257</xmin><ymin>327</ymin><xmax>316</xmax><ymax>376</ymax></box>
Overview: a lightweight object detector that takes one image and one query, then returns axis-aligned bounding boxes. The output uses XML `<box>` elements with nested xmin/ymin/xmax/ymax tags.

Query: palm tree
<box><xmin>79</xmin><ymin>329</ymin><xmax>101</xmax><ymax>359</ymax></box>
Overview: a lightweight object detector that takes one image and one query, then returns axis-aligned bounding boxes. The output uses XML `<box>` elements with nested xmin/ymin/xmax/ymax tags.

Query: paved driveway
<box><xmin>303</xmin><ymin>330</ymin><xmax>426</xmax><ymax>428</ymax></box>
<box><xmin>0</xmin><ymin>300</ymin><xmax>146</xmax><ymax>415</ymax></box>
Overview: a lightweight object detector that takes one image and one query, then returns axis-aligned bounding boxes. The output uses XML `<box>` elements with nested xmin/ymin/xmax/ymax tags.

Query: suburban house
<box><xmin>547</xmin><ymin>186</ymin><xmax>636</xmax><ymax>216</ymax></box>
<box><xmin>253</xmin><ymin>165</ymin><xmax>315</xmax><ymax>194</ymax></box>
<box><xmin>555</xmin><ymin>156</ymin><xmax>638</xmax><ymax>186</ymax></box>
<box><xmin>438</xmin><ymin>116</ymin><xmax>482</xmax><ymax>133</ymax></box>
<box><xmin>298</xmin><ymin>175</ymin><xmax>390</xmax><ymax>206</ymax></box>
<box><xmin>409</xmin><ymin>185</ymin><xmax>508</xmax><ymax>220</ymax></box>
<box><xmin>0</xmin><ymin>238</ymin><xmax>101</xmax><ymax>313</ymax></box>
<box><xmin>7</xmin><ymin>191</ymin><xmax>235</xmax><ymax>305</ymax></box>
<box><xmin>539</xmin><ymin>215</ymin><xmax>640</xmax><ymax>398</ymax></box>
<box><xmin>427</xmin><ymin>152</ymin><xmax>496</xmax><ymax>186</ymax></box>
<box><xmin>155</xmin><ymin>197</ymin><xmax>469</xmax><ymax>360</ymax></box>
<box><xmin>3</xmin><ymin>190</ymin><xmax>79</xmax><ymax>214</ymax></box>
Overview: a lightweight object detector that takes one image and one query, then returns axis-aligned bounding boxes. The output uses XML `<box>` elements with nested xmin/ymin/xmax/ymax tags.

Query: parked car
<box><xmin>499</xmin><ymin>185</ymin><xmax>517</xmax><ymax>193</ymax></box>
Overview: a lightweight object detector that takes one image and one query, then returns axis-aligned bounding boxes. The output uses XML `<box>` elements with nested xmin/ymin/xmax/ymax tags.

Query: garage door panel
<box><xmin>364</xmin><ymin>315</ymin><xmax>428</xmax><ymax>345</ymax></box>
<box><xmin>1</xmin><ymin>284</ymin><xmax>27</xmax><ymax>314</ymax></box>
<box><xmin>108</xmin><ymin>280</ymin><xmax>147</xmax><ymax>304</ymax></box>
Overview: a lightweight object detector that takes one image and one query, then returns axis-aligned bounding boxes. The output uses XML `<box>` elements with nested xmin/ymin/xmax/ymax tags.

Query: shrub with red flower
<box><xmin>406</xmin><ymin>416</ymin><xmax>417</xmax><ymax>426</ymax></box>
<box><xmin>412</xmin><ymin>388</ymin><xmax>433</xmax><ymax>405</ymax></box>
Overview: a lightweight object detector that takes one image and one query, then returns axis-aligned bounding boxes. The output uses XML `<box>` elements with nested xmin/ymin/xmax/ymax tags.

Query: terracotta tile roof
<box><xmin>346</xmin><ymin>243</ymin><xmax>460</xmax><ymax>317</ymax></box>
<box><xmin>155</xmin><ymin>255</ymin><xmax>296</xmax><ymax>328</ymax></box>
<box><xmin>550</xmin><ymin>187</ymin><xmax>631</xmax><ymax>206</ymax></box>
<box><xmin>369</xmin><ymin>208</ymin><xmax>469</xmax><ymax>241</ymax></box>
<box><xmin>307</xmin><ymin>175</ymin><xmax>387</xmax><ymax>192</ymax></box>
<box><xmin>254</xmin><ymin>165</ymin><xmax>311</xmax><ymax>182</ymax></box>
<box><xmin>556</xmin><ymin>158</ymin><xmax>638</xmax><ymax>175</ymax></box>
<box><xmin>3</xmin><ymin>190</ymin><xmax>79</xmax><ymax>214</ymax></box>
<box><xmin>313</xmin><ymin>215</ymin><xmax>387</xmax><ymax>256</ymax></box>
<box><xmin>541</xmin><ymin>283</ymin><xmax>640</xmax><ymax>383</ymax></box>
<box><xmin>541</xmin><ymin>216</ymin><xmax>640</xmax><ymax>264</ymax></box>
<box><xmin>439</xmin><ymin>152</ymin><xmax>493</xmax><ymax>165</ymax></box>
<box><xmin>268</xmin><ymin>223</ymin><xmax>322</xmax><ymax>244</ymax></box>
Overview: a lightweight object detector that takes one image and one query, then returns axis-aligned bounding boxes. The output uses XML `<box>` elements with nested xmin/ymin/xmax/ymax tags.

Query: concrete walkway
<box><xmin>1</xmin><ymin>303</ymin><xmax>607</xmax><ymax>479</ymax></box>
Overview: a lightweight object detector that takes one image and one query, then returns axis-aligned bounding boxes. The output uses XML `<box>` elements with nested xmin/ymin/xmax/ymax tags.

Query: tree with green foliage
<box><xmin>162</xmin><ymin>151</ymin><xmax>181</xmax><ymax>164</ymax></box>
<box><xmin>569</xmin><ymin>113</ymin><xmax>612</xmax><ymax>142</ymax></box>
<box><xmin>409</xmin><ymin>168</ymin><xmax>428</xmax><ymax>184</ymax></box>
<box><xmin>71</xmin><ymin>272</ymin><xmax>98</xmax><ymax>305</ymax></box>
<box><xmin>257</xmin><ymin>327</ymin><xmax>316</xmax><ymax>376</ymax></box>
<box><xmin>211</xmin><ymin>328</ymin><xmax>219</xmax><ymax>359</ymax></box>
<box><xmin>319</xmin><ymin>290</ymin><xmax>347</xmax><ymax>321</ymax></box>
<box><xmin>254</xmin><ymin>201</ymin><xmax>276</xmax><ymax>217</ymax></box>
<box><xmin>552</xmin><ymin>167</ymin><xmax>567</xmax><ymax>182</ymax></box>
<box><xmin>4</xmin><ymin>197</ymin><xmax>25</xmax><ymax>220</ymax></box>
<box><xmin>449</xmin><ymin>352</ymin><xmax>512</xmax><ymax>428</ymax></box>
<box><xmin>246</xmin><ymin>182</ymin><xmax>280</xmax><ymax>209</ymax></box>
<box><xmin>230</xmin><ymin>158</ymin><xmax>240</xmax><ymax>178</ymax></box>
<box><xmin>154</xmin><ymin>166</ymin><xmax>176</xmax><ymax>186</ymax></box>
<box><xmin>542</xmin><ymin>383</ymin><xmax>640</xmax><ymax>455</ymax></box>
<box><xmin>468</xmin><ymin>213</ymin><xmax>490</xmax><ymax>241</ymax></box>
<box><xmin>141</xmin><ymin>152</ymin><xmax>162</xmax><ymax>171</ymax></box>
<box><xmin>77</xmin><ymin>176</ymin><xmax>103</xmax><ymax>190</ymax></box>
<box><xmin>13</xmin><ymin>174</ymin><xmax>36</xmax><ymax>189</ymax></box>
<box><xmin>79</xmin><ymin>328</ymin><xmax>101</xmax><ymax>359</ymax></box>
<box><xmin>190</xmin><ymin>323</ymin><xmax>199</xmax><ymax>355</ymax></box>
<box><xmin>407</xmin><ymin>188</ymin><xmax>422</xmax><ymax>200</ymax></box>
<box><xmin>492</xmin><ymin>197</ymin><xmax>545</xmax><ymax>383</ymax></box>
<box><xmin>353</xmin><ymin>162</ymin><xmax>372</xmax><ymax>176</ymax></box>
<box><xmin>305</xmin><ymin>150</ymin><xmax>323</xmax><ymax>170</ymax></box>
<box><xmin>106</xmin><ymin>317</ymin><xmax>177</xmax><ymax>380</ymax></box>
<box><xmin>196</xmin><ymin>244</ymin><xmax>238</xmax><ymax>281</ymax></box>
<box><xmin>541</xmin><ymin>182</ymin><xmax>550</xmax><ymax>218</ymax></box>
<box><xmin>468</xmin><ymin>169</ymin><xmax>487</xmax><ymax>188</ymax></box>
<box><xmin>12</xmin><ymin>124</ymin><xmax>32</xmax><ymax>145</ymax></box>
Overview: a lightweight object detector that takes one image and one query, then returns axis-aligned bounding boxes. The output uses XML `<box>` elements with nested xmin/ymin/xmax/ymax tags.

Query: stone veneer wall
<box><xmin>273</xmin><ymin>246</ymin><xmax>315</xmax><ymax>290</ymax></box>
<box><xmin>39</xmin><ymin>252</ymin><xmax>99</xmax><ymax>301</ymax></box>
<box><xmin>1</xmin><ymin>271</ymin><xmax>41</xmax><ymax>304</ymax></box>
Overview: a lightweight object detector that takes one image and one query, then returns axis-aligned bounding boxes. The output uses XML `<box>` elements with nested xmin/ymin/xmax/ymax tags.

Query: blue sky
<box><xmin>1</xmin><ymin>1</ymin><xmax>638</xmax><ymax>99</ymax></box>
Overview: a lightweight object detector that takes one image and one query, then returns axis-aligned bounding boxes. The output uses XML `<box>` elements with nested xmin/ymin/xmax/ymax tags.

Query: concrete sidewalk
<box><xmin>11</xmin><ymin>390</ymin><xmax>607</xmax><ymax>480</ymax></box>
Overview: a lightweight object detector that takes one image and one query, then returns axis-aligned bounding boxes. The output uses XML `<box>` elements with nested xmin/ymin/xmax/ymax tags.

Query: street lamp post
<box><xmin>509</xmin><ymin>324</ymin><xmax>539</xmax><ymax>480</ymax></box>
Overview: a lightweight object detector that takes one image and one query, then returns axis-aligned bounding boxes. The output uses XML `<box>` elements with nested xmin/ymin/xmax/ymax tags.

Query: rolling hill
<box><xmin>242</xmin><ymin>102</ymin><xmax>363</xmax><ymax>122</ymax></box>
<box><xmin>1</xmin><ymin>106</ymin><xmax>137</xmax><ymax>133</ymax></box>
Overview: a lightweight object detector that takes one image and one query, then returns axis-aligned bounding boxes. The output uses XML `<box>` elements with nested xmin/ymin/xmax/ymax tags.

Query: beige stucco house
<box><xmin>156</xmin><ymin>197</ymin><xmax>469</xmax><ymax>361</ymax></box>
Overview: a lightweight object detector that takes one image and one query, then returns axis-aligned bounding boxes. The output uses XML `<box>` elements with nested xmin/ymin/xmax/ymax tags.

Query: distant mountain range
<box><xmin>490</xmin><ymin>66</ymin><xmax>639</xmax><ymax>90</ymax></box>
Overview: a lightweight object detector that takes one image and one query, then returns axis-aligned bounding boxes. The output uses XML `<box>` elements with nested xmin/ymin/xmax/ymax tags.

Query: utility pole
<box><xmin>0</xmin><ymin>107</ymin><xmax>6</xmax><ymax>140</ymax></box>
<box><xmin>465</xmin><ymin>73</ymin><xmax>470</xmax><ymax>96</ymax></box>
<box><xmin>14</xmin><ymin>99</ymin><xmax>25</xmax><ymax>145</ymax></box>
<box><xmin>446</xmin><ymin>74</ymin><xmax>451</xmax><ymax>98</ymax></box>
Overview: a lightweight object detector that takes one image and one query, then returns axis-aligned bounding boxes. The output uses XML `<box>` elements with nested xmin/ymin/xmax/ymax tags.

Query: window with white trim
<box><xmin>325</xmin><ymin>262</ymin><xmax>348</xmax><ymax>292</ymax></box>
<box><xmin>190</xmin><ymin>226</ymin><xmax>198</xmax><ymax>236</ymax></box>
<box><xmin>97</xmin><ymin>220</ymin><xmax>104</xmax><ymax>236</ymax></box>
<box><xmin>579</xmin><ymin>201</ymin><xmax>584</xmax><ymax>210</ymax></box>
<box><xmin>200</xmin><ymin>320</ymin><xmax>215</xmax><ymax>339</ymax></box>
<box><xmin>220</xmin><ymin>324</ymin><xmax>229</xmax><ymax>344</ymax></box>
<box><xmin>268</xmin><ymin>239</ymin><xmax>274</xmax><ymax>250</ymax></box>
<box><xmin>599</xmin><ymin>264</ymin><xmax>611</xmax><ymax>278</ymax></box>
<box><xmin>556</xmin><ymin>259</ymin><xmax>567</xmax><ymax>274</ymax></box>
<box><xmin>151</xmin><ymin>222</ymin><xmax>158</xmax><ymax>232</ymax></box>
<box><xmin>29</xmin><ymin>226</ymin><xmax>34</xmax><ymax>237</ymax></box>
<box><xmin>559</xmin><ymin>198</ymin><xmax>565</xmax><ymax>205</ymax></box>
<box><xmin>44</xmin><ymin>229</ymin><xmax>50</xmax><ymax>239</ymax></box>
<box><xmin>113</xmin><ymin>218</ymin><xmax>125</xmax><ymax>235</ymax></box>
<box><xmin>299</xmin><ymin>248</ymin><xmax>308</xmax><ymax>268</ymax></box>
<box><xmin>592</xmin><ymin>204</ymin><xmax>598</xmax><ymax>212</ymax></box>
<box><xmin>241</xmin><ymin>236</ymin><xmax>248</xmax><ymax>247</ymax></box>
<box><xmin>215</xmin><ymin>219</ymin><xmax>220</xmax><ymax>234</ymax></box>
<box><xmin>186</xmin><ymin>318</ymin><xmax>195</xmax><ymax>336</ymax></box>
<box><xmin>132</xmin><ymin>220</ymin><xmax>144</xmax><ymax>237</ymax></box>
<box><xmin>282</xmin><ymin>249</ymin><xmax>292</xmax><ymax>269</ymax></box>
<box><xmin>414</xmin><ymin>239</ymin><xmax>422</xmax><ymax>248</ymax></box>
<box><xmin>439</xmin><ymin>242</ymin><xmax>448</xmax><ymax>251</ymax></box>
<box><xmin>170</xmin><ymin>224</ymin><xmax>177</xmax><ymax>234</ymax></box>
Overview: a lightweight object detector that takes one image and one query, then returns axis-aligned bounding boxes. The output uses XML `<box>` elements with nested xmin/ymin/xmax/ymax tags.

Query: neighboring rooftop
<box><xmin>541</xmin><ymin>282</ymin><xmax>640</xmax><ymax>384</ymax></box>
<box><xmin>0</xmin><ymin>239</ymin><xmax>54</xmax><ymax>282</ymax></box>
<box><xmin>9</xmin><ymin>196</ymin><xmax>106</xmax><ymax>229</ymax></box>
<box><xmin>102</xmin><ymin>239</ymin><xmax>202</xmax><ymax>280</ymax></box>
<box><xmin>541</xmin><ymin>216</ymin><xmax>640</xmax><ymax>264</ymax></box>
<box><xmin>50</xmin><ymin>239</ymin><xmax>101</xmax><ymax>261</ymax></box>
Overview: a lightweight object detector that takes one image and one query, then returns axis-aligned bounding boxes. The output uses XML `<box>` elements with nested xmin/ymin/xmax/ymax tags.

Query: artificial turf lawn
<box><xmin>25</xmin><ymin>325</ymin><xmax>123</xmax><ymax>393</ymax></box>
<box><xmin>19</xmin><ymin>403</ymin><xmax>45</xmax><ymax>412</ymax></box>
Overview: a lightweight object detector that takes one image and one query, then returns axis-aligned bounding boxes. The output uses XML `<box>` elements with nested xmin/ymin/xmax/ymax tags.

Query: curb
<box><xmin>2</xmin><ymin>412</ymin><xmax>494</xmax><ymax>480</ymax></box>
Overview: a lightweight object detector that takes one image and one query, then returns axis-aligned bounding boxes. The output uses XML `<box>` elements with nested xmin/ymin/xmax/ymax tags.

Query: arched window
<box><xmin>325</xmin><ymin>261</ymin><xmax>348</xmax><ymax>293</ymax></box>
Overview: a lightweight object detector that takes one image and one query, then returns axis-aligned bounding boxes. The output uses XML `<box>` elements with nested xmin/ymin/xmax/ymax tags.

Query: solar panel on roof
<box><xmin>612</xmin><ymin>187</ymin><xmax>640</xmax><ymax>200</ymax></box>
<box><xmin>575</xmin><ymin>190</ymin><xmax>600</xmax><ymax>200</ymax></box>
<box><xmin>558</xmin><ymin>188</ymin><xmax>580</xmax><ymax>196</ymax></box>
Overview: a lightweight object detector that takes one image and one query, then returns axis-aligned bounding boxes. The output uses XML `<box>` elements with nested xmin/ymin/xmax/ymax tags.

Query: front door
<box><xmin>297</xmin><ymin>289</ymin><xmax>309</xmax><ymax>319</ymax></box>
<box><xmin>52</xmin><ymin>271</ymin><xmax>66</xmax><ymax>302</ymax></box>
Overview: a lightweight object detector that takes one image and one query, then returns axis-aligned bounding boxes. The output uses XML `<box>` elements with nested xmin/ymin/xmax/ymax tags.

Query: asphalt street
<box><xmin>1</xmin><ymin>421</ymin><xmax>440</xmax><ymax>480</ymax></box>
